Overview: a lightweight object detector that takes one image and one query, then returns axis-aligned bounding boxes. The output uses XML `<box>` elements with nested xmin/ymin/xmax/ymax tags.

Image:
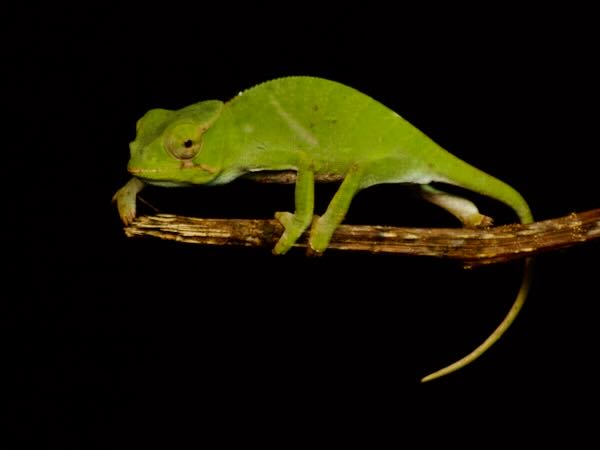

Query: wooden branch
<box><xmin>124</xmin><ymin>208</ymin><xmax>600</xmax><ymax>267</ymax></box>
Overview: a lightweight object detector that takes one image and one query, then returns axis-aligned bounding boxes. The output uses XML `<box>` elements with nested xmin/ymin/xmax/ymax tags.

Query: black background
<box><xmin>16</xmin><ymin>6</ymin><xmax>599</xmax><ymax>447</ymax></box>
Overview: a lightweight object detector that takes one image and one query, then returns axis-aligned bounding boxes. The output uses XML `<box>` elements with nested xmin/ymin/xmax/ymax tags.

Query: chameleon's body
<box><xmin>114</xmin><ymin>76</ymin><xmax>533</xmax><ymax>382</ymax></box>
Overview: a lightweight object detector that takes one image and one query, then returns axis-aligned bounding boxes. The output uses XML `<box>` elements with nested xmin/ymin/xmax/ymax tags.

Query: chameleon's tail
<box><xmin>420</xmin><ymin>157</ymin><xmax>534</xmax><ymax>383</ymax></box>
<box><xmin>421</xmin><ymin>257</ymin><xmax>533</xmax><ymax>382</ymax></box>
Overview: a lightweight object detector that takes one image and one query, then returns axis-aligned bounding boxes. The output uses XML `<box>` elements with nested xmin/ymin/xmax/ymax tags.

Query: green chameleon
<box><xmin>114</xmin><ymin>76</ymin><xmax>533</xmax><ymax>382</ymax></box>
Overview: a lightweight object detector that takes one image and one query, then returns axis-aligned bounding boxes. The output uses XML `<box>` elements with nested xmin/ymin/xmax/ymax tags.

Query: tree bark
<box><xmin>123</xmin><ymin>208</ymin><xmax>600</xmax><ymax>267</ymax></box>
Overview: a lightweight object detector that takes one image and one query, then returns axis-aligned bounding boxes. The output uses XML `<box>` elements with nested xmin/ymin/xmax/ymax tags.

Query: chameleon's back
<box><xmin>226</xmin><ymin>76</ymin><xmax>440</xmax><ymax>170</ymax></box>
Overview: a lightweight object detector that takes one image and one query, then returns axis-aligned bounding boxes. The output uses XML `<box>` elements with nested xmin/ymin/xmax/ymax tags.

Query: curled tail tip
<box><xmin>419</xmin><ymin>355</ymin><xmax>477</xmax><ymax>383</ymax></box>
<box><xmin>420</xmin><ymin>371</ymin><xmax>444</xmax><ymax>384</ymax></box>
<box><xmin>419</xmin><ymin>258</ymin><xmax>533</xmax><ymax>383</ymax></box>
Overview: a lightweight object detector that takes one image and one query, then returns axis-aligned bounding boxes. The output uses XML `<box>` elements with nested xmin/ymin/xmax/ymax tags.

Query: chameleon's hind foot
<box><xmin>474</xmin><ymin>214</ymin><xmax>494</xmax><ymax>228</ymax></box>
<box><xmin>419</xmin><ymin>184</ymin><xmax>493</xmax><ymax>228</ymax></box>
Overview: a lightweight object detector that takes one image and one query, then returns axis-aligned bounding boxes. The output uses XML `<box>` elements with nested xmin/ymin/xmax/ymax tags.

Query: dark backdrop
<box><xmin>18</xmin><ymin>8</ymin><xmax>599</xmax><ymax>447</ymax></box>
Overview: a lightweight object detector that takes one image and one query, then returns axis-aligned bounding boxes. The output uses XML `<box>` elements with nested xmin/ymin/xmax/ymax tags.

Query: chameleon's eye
<box><xmin>165</xmin><ymin>124</ymin><xmax>202</xmax><ymax>160</ymax></box>
<box><xmin>167</xmin><ymin>138</ymin><xmax>201</xmax><ymax>160</ymax></box>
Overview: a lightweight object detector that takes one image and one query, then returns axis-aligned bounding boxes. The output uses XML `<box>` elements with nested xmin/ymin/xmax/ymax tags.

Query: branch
<box><xmin>124</xmin><ymin>208</ymin><xmax>600</xmax><ymax>267</ymax></box>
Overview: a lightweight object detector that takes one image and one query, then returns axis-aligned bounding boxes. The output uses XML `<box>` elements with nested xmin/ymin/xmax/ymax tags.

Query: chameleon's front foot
<box><xmin>307</xmin><ymin>215</ymin><xmax>336</xmax><ymax>254</ymax></box>
<box><xmin>112</xmin><ymin>177</ymin><xmax>145</xmax><ymax>226</ymax></box>
<box><xmin>273</xmin><ymin>211</ymin><xmax>312</xmax><ymax>255</ymax></box>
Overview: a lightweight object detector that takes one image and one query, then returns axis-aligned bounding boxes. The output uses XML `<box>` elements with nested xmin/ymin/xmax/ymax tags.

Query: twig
<box><xmin>123</xmin><ymin>208</ymin><xmax>600</xmax><ymax>267</ymax></box>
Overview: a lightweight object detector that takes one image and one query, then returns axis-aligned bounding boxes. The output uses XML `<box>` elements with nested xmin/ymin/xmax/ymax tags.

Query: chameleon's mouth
<box><xmin>128</xmin><ymin>163</ymin><xmax>218</xmax><ymax>175</ymax></box>
<box><xmin>128</xmin><ymin>167</ymin><xmax>161</xmax><ymax>175</ymax></box>
<box><xmin>127</xmin><ymin>167</ymin><xmax>167</xmax><ymax>184</ymax></box>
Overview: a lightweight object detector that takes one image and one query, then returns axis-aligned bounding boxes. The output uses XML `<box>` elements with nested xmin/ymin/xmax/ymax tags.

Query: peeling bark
<box><xmin>123</xmin><ymin>208</ymin><xmax>600</xmax><ymax>267</ymax></box>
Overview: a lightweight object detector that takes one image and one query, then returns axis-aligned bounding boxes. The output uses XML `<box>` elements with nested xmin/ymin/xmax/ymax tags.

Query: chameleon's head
<box><xmin>128</xmin><ymin>100</ymin><xmax>224</xmax><ymax>185</ymax></box>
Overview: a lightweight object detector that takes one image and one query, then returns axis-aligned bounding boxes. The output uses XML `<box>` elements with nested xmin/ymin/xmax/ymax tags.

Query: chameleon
<box><xmin>113</xmin><ymin>76</ymin><xmax>533</xmax><ymax>382</ymax></box>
